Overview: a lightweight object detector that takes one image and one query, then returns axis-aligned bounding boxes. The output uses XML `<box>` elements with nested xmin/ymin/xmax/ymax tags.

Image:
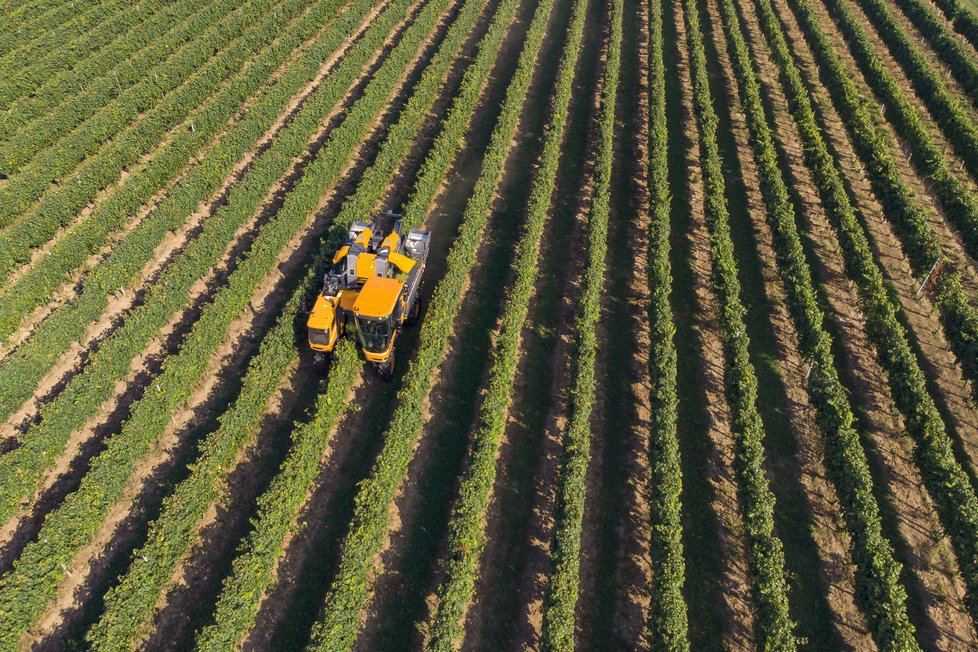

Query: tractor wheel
<box><xmin>377</xmin><ymin>350</ymin><xmax>396</xmax><ymax>381</ymax></box>
<box><xmin>313</xmin><ymin>351</ymin><xmax>332</xmax><ymax>374</ymax></box>
<box><xmin>406</xmin><ymin>296</ymin><xmax>421</xmax><ymax>326</ymax></box>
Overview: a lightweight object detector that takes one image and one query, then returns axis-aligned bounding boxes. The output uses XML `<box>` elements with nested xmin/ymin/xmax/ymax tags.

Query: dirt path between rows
<box><xmin>704</xmin><ymin>0</ymin><xmax>874</xmax><ymax>645</ymax></box>
<box><xmin>799</xmin><ymin>0</ymin><xmax>978</xmax><ymax>522</ymax></box>
<box><xmin>21</xmin><ymin>0</ymin><xmax>449</xmax><ymax>641</ymax></box>
<box><xmin>3</xmin><ymin>0</ymin><xmax>319</xmax><ymax>294</ymax></box>
<box><xmin>457</xmin><ymin>1</ymin><xmax>601</xmax><ymax>648</ymax></box>
<box><xmin>765</xmin><ymin>0</ymin><xmax>978</xmax><ymax>491</ymax></box>
<box><xmin>0</xmin><ymin>0</ymin><xmax>373</xmax><ymax>363</ymax></box>
<box><xmin>860</xmin><ymin>0</ymin><xmax>978</xmax><ymax>126</ymax></box>
<box><xmin>0</xmin><ymin>0</ymin><xmax>392</xmax><ymax>446</ymax></box>
<box><xmin>917</xmin><ymin>0</ymin><xmax>978</xmax><ymax>62</ymax></box>
<box><xmin>356</xmin><ymin>0</ymin><xmax>575</xmax><ymax>648</ymax></box>
<box><xmin>0</xmin><ymin>0</ymin><xmax>306</xmax><ymax>284</ymax></box>
<box><xmin>576</xmin><ymin>0</ymin><xmax>653</xmax><ymax>646</ymax></box>
<box><xmin>820</xmin><ymin>0</ymin><xmax>978</xmax><ymax>272</ymax></box>
<box><xmin>673</xmin><ymin>0</ymin><xmax>755</xmax><ymax>645</ymax></box>
<box><xmin>237</xmin><ymin>0</ymin><xmax>525</xmax><ymax>646</ymax></box>
<box><xmin>0</xmin><ymin>4</ymin><xmax>410</xmax><ymax>570</ymax></box>
<box><xmin>744</xmin><ymin>0</ymin><xmax>978</xmax><ymax>644</ymax></box>
<box><xmin>815</xmin><ymin>0</ymin><xmax>978</xmax><ymax>305</ymax></box>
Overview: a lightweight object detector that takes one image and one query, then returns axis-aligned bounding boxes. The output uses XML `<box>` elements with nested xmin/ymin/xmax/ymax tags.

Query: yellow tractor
<box><xmin>306</xmin><ymin>215</ymin><xmax>429</xmax><ymax>379</ymax></box>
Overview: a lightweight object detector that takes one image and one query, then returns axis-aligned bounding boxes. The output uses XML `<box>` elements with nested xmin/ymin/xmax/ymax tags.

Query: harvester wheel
<box><xmin>377</xmin><ymin>350</ymin><xmax>396</xmax><ymax>381</ymax></box>
<box><xmin>313</xmin><ymin>351</ymin><xmax>332</xmax><ymax>373</ymax></box>
<box><xmin>406</xmin><ymin>296</ymin><xmax>421</xmax><ymax>326</ymax></box>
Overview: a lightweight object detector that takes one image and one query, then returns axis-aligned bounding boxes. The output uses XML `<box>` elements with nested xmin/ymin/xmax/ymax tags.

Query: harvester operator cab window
<box><xmin>309</xmin><ymin>328</ymin><xmax>330</xmax><ymax>346</ymax></box>
<box><xmin>356</xmin><ymin>314</ymin><xmax>393</xmax><ymax>353</ymax></box>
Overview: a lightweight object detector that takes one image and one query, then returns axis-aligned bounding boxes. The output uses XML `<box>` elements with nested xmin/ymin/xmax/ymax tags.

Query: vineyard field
<box><xmin>3</xmin><ymin>0</ymin><xmax>978</xmax><ymax>648</ymax></box>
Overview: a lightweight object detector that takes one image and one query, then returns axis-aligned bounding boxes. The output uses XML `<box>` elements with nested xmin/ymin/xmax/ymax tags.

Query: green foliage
<box><xmin>425</xmin><ymin>0</ymin><xmax>588</xmax><ymax>646</ymax></box>
<box><xmin>886</xmin><ymin>0</ymin><xmax>978</xmax><ymax>110</ymax></box>
<box><xmin>814</xmin><ymin>0</ymin><xmax>978</xmax><ymax>402</ymax></box>
<box><xmin>304</xmin><ymin>0</ymin><xmax>559</xmax><ymax>647</ymax></box>
<box><xmin>540</xmin><ymin>0</ymin><xmax>622</xmax><ymax>648</ymax></box>
<box><xmin>842</xmin><ymin>0</ymin><xmax>978</xmax><ymax>186</ymax></box>
<box><xmin>930</xmin><ymin>0</ymin><xmax>978</xmax><ymax>52</ymax></box>
<box><xmin>0</xmin><ymin>0</ymin><xmax>203</xmax><ymax>142</ymax></box>
<box><xmin>0</xmin><ymin>0</ymin><xmax>298</xmax><ymax>250</ymax></box>
<box><xmin>0</xmin><ymin>0</ymin><xmax>89</xmax><ymax>52</ymax></box>
<box><xmin>646</xmin><ymin>0</ymin><xmax>689</xmax><ymax>645</ymax></box>
<box><xmin>679</xmin><ymin>0</ymin><xmax>798</xmax><ymax>647</ymax></box>
<box><xmin>0</xmin><ymin>0</ymin><xmax>378</xmax><ymax>428</ymax></box>
<box><xmin>0</xmin><ymin>0</ymin><xmax>459</xmax><ymax>636</ymax></box>
<box><xmin>0</xmin><ymin>0</ymin><xmax>272</xmax><ymax>180</ymax></box>
<box><xmin>195</xmin><ymin>0</ymin><xmax>529</xmax><ymax>643</ymax></box>
<box><xmin>755</xmin><ymin>0</ymin><xmax>978</xmax><ymax>624</ymax></box>
<box><xmin>0</xmin><ymin>0</ymin><xmax>398</xmax><ymax>528</ymax></box>
<box><xmin>0</xmin><ymin>0</ymin><xmax>131</xmax><ymax>83</ymax></box>
<box><xmin>822</xmin><ymin>0</ymin><xmax>978</xmax><ymax>260</ymax></box>
<box><xmin>0</xmin><ymin>0</ymin><xmax>177</xmax><ymax>115</ymax></box>
<box><xmin>0</xmin><ymin>0</ymin><xmax>340</xmax><ymax>342</ymax></box>
<box><xmin>82</xmin><ymin>1</ymin><xmax>413</xmax><ymax>646</ymax></box>
<box><xmin>716</xmin><ymin>0</ymin><xmax>918</xmax><ymax>646</ymax></box>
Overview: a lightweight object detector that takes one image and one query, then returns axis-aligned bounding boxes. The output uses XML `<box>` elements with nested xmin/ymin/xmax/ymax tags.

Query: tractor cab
<box><xmin>353</xmin><ymin>276</ymin><xmax>404</xmax><ymax>361</ymax></box>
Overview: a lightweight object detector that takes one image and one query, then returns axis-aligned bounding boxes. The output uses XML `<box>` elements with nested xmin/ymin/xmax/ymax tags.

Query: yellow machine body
<box><xmin>306</xmin><ymin>291</ymin><xmax>357</xmax><ymax>352</ymax></box>
<box><xmin>305</xmin><ymin>217</ymin><xmax>429</xmax><ymax>378</ymax></box>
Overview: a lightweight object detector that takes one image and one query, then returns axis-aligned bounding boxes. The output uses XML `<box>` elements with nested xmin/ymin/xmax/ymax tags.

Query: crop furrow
<box><xmin>0</xmin><ymin>0</ymin><xmax>350</xmax><ymax>352</ymax></box>
<box><xmin>302</xmin><ymin>0</ymin><xmax>559</xmax><ymax>645</ymax></box>
<box><xmin>0</xmin><ymin>0</ymin><xmax>133</xmax><ymax>78</ymax></box>
<box><xmin>0</xmin><ymin>2</ymin><xmax>94</xmax><ymax>55</ymax></box>
<box><xmin>930</xmin><ymin>0</ymin><xmax>978</xmax><ymax>53</ymax></box>
<box><xmin>674</xmin><ymin>0</ymin><xmax>799</xmax><ymax>646</ymax></box>
<box><xmin>807</xmin><ymin>0</ymin><xmax>978</xmax><ymax>402</ymax></box>
<box><xmin>90</xmin><ymin>0</ymin><xmax>515</xmax><ymax>644</ymax></box>
<box><xmin>0</xmin><ymin>0</ymin><xmax>319</xmax><ymax>284</ymax></box>
<box><xmin>0</xmin><ymin>0</ymin><xmax>456</xmax><ymax>637</ymax></box>
<box><xmin>191</xmin><ymin>0</ymin><xmax>553</xmax><ymax>648</ymax></box>
<box><xmin>0</xmin><ymin>0</ymin><xmax>212</xmax><ymax>142</ymax></box>
<box><xmin>0</xmin><ymin>0</ymin><xmax>294</xmax><ymax>225</ymax></box>
<box><xmin>538</xmin><ymin>0</ymin><xmax>624</xmax><ymax>648</ymax></box>
<box><xmin>716</xmin><ymin>0</ymin><xmax>920</xmax><ymax>645</ymax></box>
<box><xmin>834</xmin><ymin>0</ymin><xmax>978</xmax><ymax>185</ymax></box>
<box><xmin>0</xmin><ymin>0</ymin><xmax>423</xmax><ymax>534</ymax></box>
<box><xmin>0</xmin><ymin>0</ymin><xmax>234</xmax><ymax>158</ymax></box>
<box><xmin>0</xmin><ymin>0</ymin><xmax>78</xmax><ymax>48</ymax></box>
<box><xmin>888</xmin><ymin>0</ymin><xmax>978</xmax><ymax>108</ymax></box>
<box><xmin>755</xmin><ymin>0</ymin><xmax>978</xmax><ymax>624</ymax></box>
<box><xmin>0</xmin><ymin>0</ymin><xmax>394</xmax><ymax>424</ymax></box>
<box><xmin>819</xmin><ymin>0</ymin><xmax>978</xmax><ymax>264</ymax></box>
<box><xmin>0</xmin><ymin>0</ymin><xmax>282</xmax><ymax>215</ymax></box>
<box><xmin>194</xmin><ymin>0</ymin><xmax>536</xmax><ymax>643</ymax></box>
<box><xmin>0</xmin><ymin>0</ymin><xmax>173</xmax><ymax>113</ymax></box>
<box><xmin>423</xmin><ymin>0</ymin><xmax>586</xmax><ymax>647</ymax></box>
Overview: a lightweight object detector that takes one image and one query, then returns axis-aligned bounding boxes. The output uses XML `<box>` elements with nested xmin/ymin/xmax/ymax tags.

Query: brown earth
<box><xmin>745</xmin><ymin>0</ymin><xmax>978</xmax><ymax>643</ymax></box>
<box><xmin>704</xmin><ymin>0</ymin><xmax>875</xmax><ymax>645</ymax></box>
<box><xmin>575</xmin><ymin>0</ymin><xmax>654</xmax><ymax>646</ymax></box>
<box><xmin>800</xmin><ymin>0</ymin><xmax>978</xmax><ymax>509</ymax></box>
<box><xmin>858</xmin><ymin>0</ymin><xmax>978</xmax><ymax>126</ymax></box>
<box><xmin>356</xmin><ymin>3</ymin><xmax>557</xmax><ymax>648</ymax></box>
<box><xmin>239</xmin><ymin>0</ymin><xmax>522</xmax><ymax>644</ymax></box>
<box><xmin>0</xmin><ymin>0</ymin><xmax>397</xmax><ymax>447</ymax></box>
<box><xmin>674</xmin><ymin>0</ymin><xmax>755</xmax><ymax>645</ymax></box>
<box><xmin>459</xmin><ymin>1</ymin><xmax>602</xmax><ymax>647</ymax></box>
<box><xmin>19</xmin><ymin>0</ymin><xmax>448</xmax><ymax>639</ymax></box>
<box><xmin>0</xmin><ymin>0</ymin><xmax>367</xmax><ymax>360</ymax></box>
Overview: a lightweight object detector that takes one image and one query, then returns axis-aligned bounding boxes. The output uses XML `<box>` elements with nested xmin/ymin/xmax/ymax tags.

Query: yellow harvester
<box><xmin>306</xmin><ymin>215</ymin><xmax>429</xmax><ymax>379</ymax></box>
